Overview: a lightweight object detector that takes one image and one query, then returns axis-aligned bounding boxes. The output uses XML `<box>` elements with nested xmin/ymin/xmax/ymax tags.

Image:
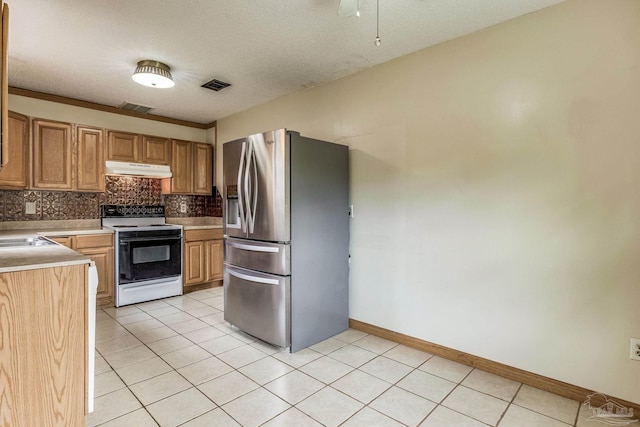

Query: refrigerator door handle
<box><xmin>227</xmin><ymin>241</ymin><xmax>280</xmax><ymax>253</ymax></box>
<box><xmin>245</xmin><ymin>141</ymin><xmax>258</xmax><ymax>234</ymax></box>
<box><xmin>250</xmin><ymin>147</ymin><xmax>258</xmax><ymax>233</ymax></box>
<box><xmin>237</xmin><ymin>141</ymin><xmax>247</xmax><ymax>233</ymax></box>
<box><xmin>243</xmin><ymin>140</ymin><xmax>253</xmax><ymax>233</ymax></box>
<box><xmin>227</xmin><ymin>268</ymin><xmax>280</xmax><ymax>285</ymax></box>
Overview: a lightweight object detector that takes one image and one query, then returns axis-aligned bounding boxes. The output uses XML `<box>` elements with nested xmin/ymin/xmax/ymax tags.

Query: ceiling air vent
<box><xmin>201</xmin><ymin>79</ymin><xmax>231</xmax><ymax>92</ymax></box>
<box><xmin>118</xmin><ymin>101</ymin><xmax>154</xmax><ymax>114</ymax></box>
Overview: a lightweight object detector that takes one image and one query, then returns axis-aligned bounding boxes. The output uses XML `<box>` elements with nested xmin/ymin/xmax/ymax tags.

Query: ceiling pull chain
<box><xmin>374</xmin><ymin>0</ymin><xmax>381</xmax><ymax>46</ymax></box>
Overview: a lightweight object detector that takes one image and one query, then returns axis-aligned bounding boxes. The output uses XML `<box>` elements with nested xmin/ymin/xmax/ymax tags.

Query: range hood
<box><xmin>105</xmin><ymin>161</ymin><xmax>172</xmax><ymax>178</ymax></box>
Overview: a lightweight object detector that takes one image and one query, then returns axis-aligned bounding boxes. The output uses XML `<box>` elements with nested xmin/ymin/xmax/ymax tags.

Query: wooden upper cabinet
<box><xmin>76</xmin><ymin>126</ymin><xmax>104</xmax><ymax>191</ymax></box>
<box><xmin>193</xmin><ymin>143</ymin><xmax>212</xmax><ymax>195</ymax></box>
<box><xmin>162</xmin><ymin>140</ymin><xmax>213</xmax><ymax>195</ymax></box>
<box><xmin>0</xmin><ymin>3</ymin><xmax>9</xmax><ymax>168</ymax></box>
<box><xmin>142</xmin><ymin>135</ymin><xmax>170</xmax><ymax>165</ymax></box>
<box><xmin>167</xmin><ymin>139</ymin><xmax>193</xmax><ymax>194</ymax></box>
<box><xmin>106</xmin><ymin>131</ymin><xmax>140</xmax><ymax>162</ymax></box>
<box><xmin>31</xmin><ymin>119</ymin><xmax>73</xmax><ymax>190</ymax></box>
<box><xmin>0</xmin><ymin>111</ymin><xmax>29</xmax><ymax>189</ymax></box>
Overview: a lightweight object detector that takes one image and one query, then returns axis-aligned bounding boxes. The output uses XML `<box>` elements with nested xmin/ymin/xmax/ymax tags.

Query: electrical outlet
<box><xmin>630</xmin><ymin>338</ymin><xmax>640</xmax><ymax>361</ymax></box>
<box><xmin>25</xmin><ymin>202</ymin><xmax>36</xmax><ymax>215</ymax></box>
<box><xmin>179</xmin><ymin>202</ymin><xmax>187</xmax><ymax>213</ymax></box>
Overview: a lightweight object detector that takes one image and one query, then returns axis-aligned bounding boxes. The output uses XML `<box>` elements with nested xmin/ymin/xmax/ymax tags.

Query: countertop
<box><xmin>0</xmin><ymin>220</ymin><xmax>106</xmax><ymax>273</ymax></box>
<box><xmin>0</xmin><ymin>242</ymin><xmax>91</xmax><ymax>273</ymax></box>
<box><xmin>166</xmin><ymin>217</ymin><xmax>223</xmax><ymax>230</ymax></box>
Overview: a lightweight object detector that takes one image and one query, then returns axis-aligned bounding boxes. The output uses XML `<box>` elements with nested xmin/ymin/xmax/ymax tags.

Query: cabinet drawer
<box><xmin>75</xmin><ymin>234</ymin><xmax>113</xmax><ymax>249</ymax></box>
<box><xmin>184</xmin><ymin>228</ymin><xmax>222</xmax><ymax>242</ymax></box>
<box><xmin>224</xmin><ymin>264</ymin><xmax>290</xmax><ymax>348</ymax></box>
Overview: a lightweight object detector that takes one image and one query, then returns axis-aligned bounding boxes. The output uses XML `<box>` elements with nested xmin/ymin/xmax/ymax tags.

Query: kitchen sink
<box><xmin>0</xmin><ymin>237</ymin><xmax>57</xmax><ymax>248</ymax></box>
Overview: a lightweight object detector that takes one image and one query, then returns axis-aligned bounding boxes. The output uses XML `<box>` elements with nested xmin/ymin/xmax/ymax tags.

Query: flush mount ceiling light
<box><xmin>132</xmin><ymin>60</ymin><xmax>174</xmax><ymax>88</ymax></box>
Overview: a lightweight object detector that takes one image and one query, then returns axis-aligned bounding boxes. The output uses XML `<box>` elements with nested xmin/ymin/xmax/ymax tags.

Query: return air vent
<box><xmin>118</xmin><ymin>102</ymin><xmax>154</xmax><ymax>114</ymax></box>
<box><xmin>201</xmin><ymin>79</ymin><xmax>231</xmax><ymax>92</ymax></box>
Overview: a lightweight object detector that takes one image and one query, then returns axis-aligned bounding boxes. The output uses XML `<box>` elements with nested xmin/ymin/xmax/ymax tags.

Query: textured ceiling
<box><xmin>9</xmin><ymin>0</ymin><xmax>564</xmax><ymax>125</ymax></box>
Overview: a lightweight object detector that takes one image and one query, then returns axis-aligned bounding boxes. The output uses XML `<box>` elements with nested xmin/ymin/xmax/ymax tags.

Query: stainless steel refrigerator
<box><xmin>223</xmin><ymin>129</ymin><xmax>349</xmax><ymax>352</ymax></box>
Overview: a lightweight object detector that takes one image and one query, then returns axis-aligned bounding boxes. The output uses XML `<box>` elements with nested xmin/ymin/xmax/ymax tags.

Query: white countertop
<box><xmin>0</xmin><ymin>240</ymin><xmax>91</xmax><ymax>273</ymax></box>
<box><xmin>0</xmin><ymin>223</ymin><xmax>108</xmax><ymax>273</ymax></box>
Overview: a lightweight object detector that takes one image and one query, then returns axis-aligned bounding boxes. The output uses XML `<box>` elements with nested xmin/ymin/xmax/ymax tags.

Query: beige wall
<box><xmin>8</xmin><ymin>94</ymin><xmax>209</xmax><ymax>143</ymax></box>
<box><xmin>217</xmin><ymin>0</ymin><xmax>640</xmax><ymax>403</ymax></box>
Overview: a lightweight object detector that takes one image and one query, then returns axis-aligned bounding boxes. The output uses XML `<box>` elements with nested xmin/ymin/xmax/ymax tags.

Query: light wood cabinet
<box><xmin>194</xmin><ymin>143</ymin><xmax>213</xmax><ymax>195</ymax></box>
<box><xmin>162</xmin><ymin>140</ymin><xmax>213</xmax><ymax>195</ymax></box>
<box><xmin>32</xmin><ymin>120</ymin><xmax>105</xmax><ymax>192</ymax></box>
<box><xmin>183</xmin><ymin>228</ymin><xmax>223</xmax><ymax>291</ymax></box>
<box><xmin>106</xmin><ymin>131</ymin><xmax>140</xmax><ymax>162</ymax></box>
<box><xmin>0</xmin><ymin>3</ymin><xmax>8</xmax><ymax>169</ymax></box>
<box><xmin>107</xmin><ymin>131</ymin><xmax>171</xmax><ymax>166</ymax></box>
<box><xmin>167</xmin><ymin>139</ymin><xmax>193</xmax><ymax>193</ymax></box>
<box><xmin>49</xmin><ymin>233</ymin><xmax>114</xmax><ymax>308</ymax></box>
<box><xmin>0</xmin><ymin>111</ymin><xmax>29</xmax><ymax>188</ymax></box>
<box><xmin>32</xmin><ymin>119</ymin><xmax>74</xmax><ymax>190</ymax></box>
<box><xmin>76</xmin><ymin>126</ymin><xmax>105</xmax><ymax>191</ymax></box>
<box><xmin>185</xmin><ymin>240</ymin><xmax>206</xmax><ymax>285</ymax></box>
<box><xmin>0</xmin><ymin>263</ymin><xmax>87</xmax><ymax>425</ymax></box>
<box><xmin>205</xmin><ymin>238</ymin><xmax>223</xmax><ymax>281</ymax></box>
<box><xmin>142</xmin><ymin>135</ymin><xmax>170</xmax><ymax>165</ymax></box>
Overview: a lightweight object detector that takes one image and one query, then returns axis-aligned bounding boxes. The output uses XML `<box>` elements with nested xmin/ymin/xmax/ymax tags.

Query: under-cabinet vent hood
<box><xmin>105</xmin><ymin>161</ymin><xmax>172</xmax><ymax>178</ymax></box>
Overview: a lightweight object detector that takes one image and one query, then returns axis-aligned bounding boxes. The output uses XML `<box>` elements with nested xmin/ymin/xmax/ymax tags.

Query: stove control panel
<box><xmin>101</xmin><ymin>205</ymin><xmax>165</xmax><ymax>218</ymax></box>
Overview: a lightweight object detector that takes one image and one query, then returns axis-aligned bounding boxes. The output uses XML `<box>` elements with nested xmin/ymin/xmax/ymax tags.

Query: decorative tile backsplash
<box><xmin>0</xmin><ymin>176</ymin><xmax>222</xmax><ymax>221</ymax></box>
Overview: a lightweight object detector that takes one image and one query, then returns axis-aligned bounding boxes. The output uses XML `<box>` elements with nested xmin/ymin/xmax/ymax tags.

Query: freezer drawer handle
<box><xmin>228</xmin><ymin>241</ymin><xmax>279</xmax><ymax>253</ymax></box>
<box><xmin>228</xmin><ymin>269</ymin><xmax>280</xmax><ymax>285</ymax></box>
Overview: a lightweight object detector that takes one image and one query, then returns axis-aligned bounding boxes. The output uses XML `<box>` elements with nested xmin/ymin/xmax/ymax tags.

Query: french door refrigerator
<box><xmin>223</xmin><ymin>129</ymin><xmax>349</xmax><ymax>352</ymax></box>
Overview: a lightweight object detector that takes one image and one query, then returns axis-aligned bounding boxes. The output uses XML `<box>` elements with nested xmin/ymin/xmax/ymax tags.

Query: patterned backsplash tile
<box><xmin>0</xmin><ymin>176</ymin><xmax>222</xmax><ymax>221</ymax></box>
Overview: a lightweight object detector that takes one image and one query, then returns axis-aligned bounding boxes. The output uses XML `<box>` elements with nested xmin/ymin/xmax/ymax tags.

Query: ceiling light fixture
<box><xmin>374</xmin><ymin>0</ymin><xmax>381</xmax><ymax>46</ymax></box>
<box><xmin>132</xmin><ymin>60</ymin><xmax>174</xmax><ymax>88</ymax></box>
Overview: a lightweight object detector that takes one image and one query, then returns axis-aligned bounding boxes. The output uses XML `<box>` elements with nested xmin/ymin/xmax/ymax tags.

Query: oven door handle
<box><xmin>119</xmin><ymin>236</ymin><xmax>182</xmax><ymax>244</ymax></box>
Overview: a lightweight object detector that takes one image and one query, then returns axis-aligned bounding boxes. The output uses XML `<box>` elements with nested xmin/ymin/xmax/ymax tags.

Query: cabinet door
<box><xmin>193</xmin><ymin>143</ymin><xmax>212</xmax><ymax>195</ymax></box>
<box><xmin>142</xmin><ymin>135</ymin><xmax>170</xmax><ymax>165</ymax></box>
<box><xmin>169</xmin><ymin>139</ymin><xmax>193</xmax><ymax>194</ymax></box>
<box><xmin>0</xmin><ymin>3</ymin><xmax>8</xmax><ymax>168</ymax></box>
<box><xmin>206</xmin><ymin>239</ymin><xmax>223</xmax><ymax>281</ymax></box>
<box><xmin>76</xmin><ymin>126</ymin><xmax>104</xmax><ymax>192</ymax></box>
<box><xmin>31</xmin><ymin>119</ymin><xmax>73</xmax><ymax>190</ymax></box>
<box><xmin>0</xmin><ymin>265</ymin><xmax>86</xmax><ymax>426</ymax></box>
<box><xmin>0</xmin><ymin>111</ymin><xmax>28</xmax><ymax>188</ymax></box>
<box><xmin>185</xmin><ymin>240</ymin><xmax>206</xmax><ymax>285</ymax></box>
<box><xmin>107</xmin><ymin>131</ymin><xmax>139</xmax><ymax>162</ymax></box>
<box><xmin>78</xmin><ymin>246</ymin><xmax>114</xmax><ymax>307</ymax></box>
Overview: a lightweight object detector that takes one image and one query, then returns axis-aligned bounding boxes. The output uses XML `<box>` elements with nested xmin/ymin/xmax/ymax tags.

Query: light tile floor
<box><xmin>89</xmin><ymin>287</ymin><xmax>595</xmax><ymax>426</ymax></box>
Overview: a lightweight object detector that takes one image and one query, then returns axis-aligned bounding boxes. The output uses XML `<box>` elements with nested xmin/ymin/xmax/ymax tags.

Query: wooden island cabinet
<box><xmin>0</xmin><ymin>263</ymin><xmax>88</xmax><ymax>426</ymax></box>
<box><xmin>183</xmin><ymin>227</ymin><xmax>223</xmax><ymax>292</ymax></box>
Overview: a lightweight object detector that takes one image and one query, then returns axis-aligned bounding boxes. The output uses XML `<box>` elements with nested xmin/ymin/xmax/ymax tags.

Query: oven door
<box><xmin>118</xmin><ymin>231</ymin><xmax>182</xmax><ymax>284</ymax></box>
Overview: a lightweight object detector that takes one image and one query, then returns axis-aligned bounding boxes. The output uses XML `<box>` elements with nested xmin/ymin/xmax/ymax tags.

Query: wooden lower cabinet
<box><xmin>0</xmin><ymin>263</ymin><xmax>87</xmax><ymax>425</ymax></box>
<box><xmin>49</xmin><ymin>233</ymin><xmax>115</xmax><ymax>308</ymax></box>
<box><xmin>205</xmin><ymin>239</ymin><xmax>223</xmax><ymax>282</ymax></box>
<box><xmin>184</xmin><ymin>228</ymin><xmax>223</xmax><ymax>292</ymax></box>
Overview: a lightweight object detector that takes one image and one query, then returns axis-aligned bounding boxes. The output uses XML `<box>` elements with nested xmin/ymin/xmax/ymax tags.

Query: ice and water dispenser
<box><xmin>225</xmin><ymin>184</ymin><xmax>240</xmax><ymax>229</ymax></box>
